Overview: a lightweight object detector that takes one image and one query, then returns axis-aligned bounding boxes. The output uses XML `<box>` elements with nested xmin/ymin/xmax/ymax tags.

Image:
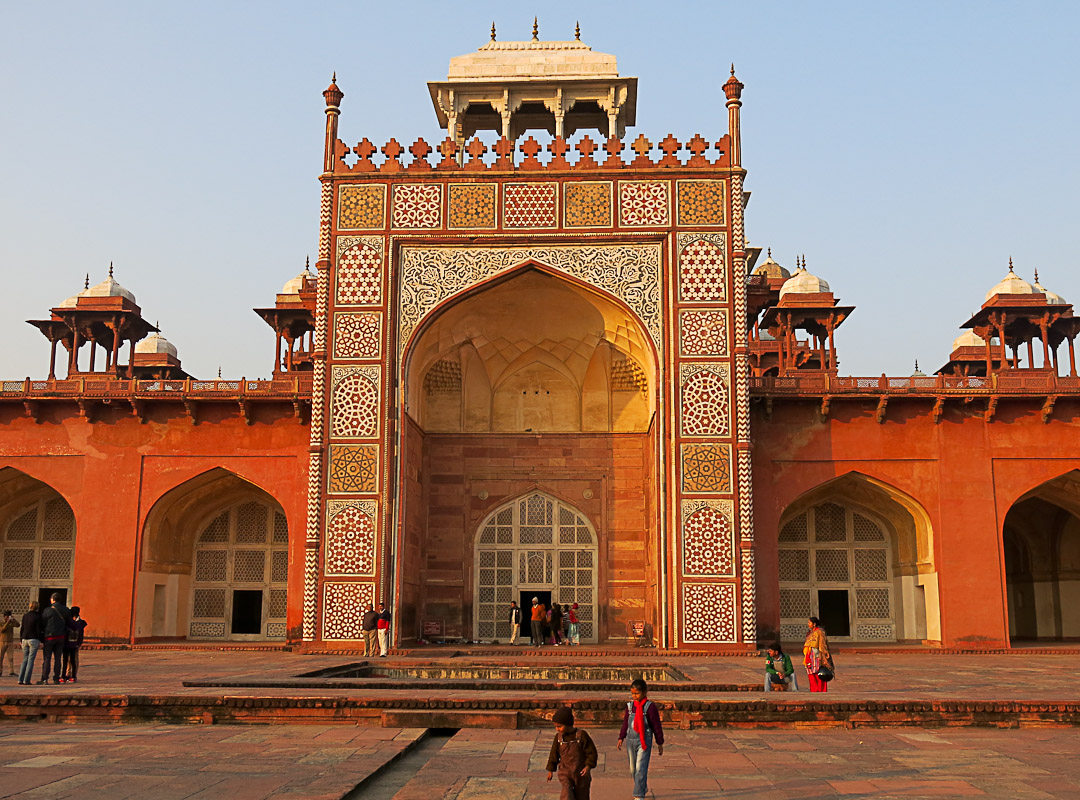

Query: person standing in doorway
<box><xmin>508</xmin><ymin>601</ymin><xmax>522</xmax><ymax>645</ymax></box>
<box><xmin>803</xmin><ymin>616</ymin><xmax>834</xmax><ymax>692</ymax></box>
<box><xmin>361</xmin><ymin>604</ymin><xmax>379</xmax><ymax>657</ymax></box>
<box><xmin>376</xmin><ymin>602</ymin><xmax>391</xmax><ymax>657</ymax></box>
<box><xmin>18</xmin><ymin>601</ymin><xmax>42</xmax><ymax>685</ymax></box>
<box><xmin>39</xmin><ymin>593</ymin><xmax>71</xmax><ymax>685</ymax></box>
<box><xmin>61</xmin><ymin>606</ymin><xmax>87</xmax><ymax>683</ymax></box>
<box><xmin>0</xmin><ymin>610</ymin><xmax>19</xmax><ymax>676</ymax></box>
<box><xmin>530</xmin><ymin>597</ymin><xmax>545</xmax><ymax>647</ymax></box>
<box><xmin>550</xmin><ymin>602</ymin><xmax>563</xmax><ymax>646</ymax></box>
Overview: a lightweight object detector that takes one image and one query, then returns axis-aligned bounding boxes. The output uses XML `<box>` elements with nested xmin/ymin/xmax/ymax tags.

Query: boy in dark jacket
<box><xmin>617</xmin><ymin>678</ymin><xmax>665</xmax><ymax>800</ymax></box>
<box><xmin>545</xmin><ymin>706</ymin><xmax>597</xmax><ymax>800</ymax></box>
<box><xmin>61</xmin><ymin>606</ymin><xmax>87</xmax><ymax>683</ymax></box>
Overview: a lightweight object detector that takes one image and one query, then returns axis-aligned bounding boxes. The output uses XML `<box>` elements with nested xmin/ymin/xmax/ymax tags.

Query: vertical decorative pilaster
<box><xmin>304</xmin><ymin>176</ymin><xmax>334</xmax><ymax>642</ymax></box>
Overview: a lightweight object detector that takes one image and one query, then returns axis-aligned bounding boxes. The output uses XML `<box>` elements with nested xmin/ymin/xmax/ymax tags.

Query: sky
<box><xmin>2</xmin><ymin>1</ymin><xmax>1078</xmax><ymax>379</ymax></box>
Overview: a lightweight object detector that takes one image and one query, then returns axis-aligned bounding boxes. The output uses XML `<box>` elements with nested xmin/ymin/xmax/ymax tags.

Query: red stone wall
<box><xmin>0</xmin><ymin>402</ymin><xmax>309</xmax><ymax>642</ymax></box>
<box><xmin>751</xmin><ymin>397</ymin><xmax>1080</xmax><ymax>647</ymax></box>
<box><xmin>399</xmin><ymin>423</ymin><xmax>657</xmax><ymax>642</ymax></box>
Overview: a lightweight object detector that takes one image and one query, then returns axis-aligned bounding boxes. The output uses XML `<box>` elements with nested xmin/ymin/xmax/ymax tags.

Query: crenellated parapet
<box><xmin>328</xmin><ymin>133</ymin><xmax>732</xmax><ymax>174</ymax></box>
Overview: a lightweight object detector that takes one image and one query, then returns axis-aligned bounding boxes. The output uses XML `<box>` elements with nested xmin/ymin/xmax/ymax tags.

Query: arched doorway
<box><xmin>775</xmin><ymin>473</ymin><xmax>939</xmax><ymax>643</ymax></box>
<box><xmin>778</xmin><ymin>502</ymin><xmax>895</xmax><ymax>641</ymax></box>
<box><xmin>397</xmin><ymin>266</ymin><xmax>659</xmax><ymax>643</ymax></box>
<box><xmin>0</xmin><ymin>469</ymin><xmax>77</xmax><ymax>613</ymax></box>
<box><xmin>137</xmin><ymin>469</ymin><xmax>289</xmax><ymax>641</ymax></box>
<box><xmin>1003</xmin><ymin>470</ymin><xmax>1080</xmax><ymax>642</ymax></box>
<box><xmin>473</xmin><ymin>491</ymin><xmax>598</xmax><ymax>643</ymax></box>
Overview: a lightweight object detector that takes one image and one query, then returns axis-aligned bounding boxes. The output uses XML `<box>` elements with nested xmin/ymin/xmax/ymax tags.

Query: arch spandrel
<box><xmin>140</xmin><ymin>468</ymin><xmax>285</xmax><ymax>573</ymax></box>
<box><xmin>396</xmin><ymin>244</ymin><xmax>663</xmax><ymax>362</ymax></box>
<box><xmin>778</xmin><ymin>471</ymin><xmax>935</xmax><ymax>572</ymax></box>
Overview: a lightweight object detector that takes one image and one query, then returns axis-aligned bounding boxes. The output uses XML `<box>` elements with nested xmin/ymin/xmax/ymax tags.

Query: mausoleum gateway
<box><xmin>2</xmin><ymin>32</ymin><xmax>1079</xmax><ymax>650</ymax></box>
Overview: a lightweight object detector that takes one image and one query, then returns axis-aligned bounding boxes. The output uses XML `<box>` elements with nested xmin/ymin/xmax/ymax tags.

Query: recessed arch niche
<box><xmin>405</xmin><ymin>267</ymin><xmax>657</xmax><ymax>433</ymax></box>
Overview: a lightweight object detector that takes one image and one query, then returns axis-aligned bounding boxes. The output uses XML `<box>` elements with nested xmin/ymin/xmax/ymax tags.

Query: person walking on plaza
<box><xmin>617</xmin><ymin>678</ymin><xmax>664</xmax><ymax>800</ymax></box>
<box><xmin>18</xmin><ymin>601</ymin><xmax>42</xmax><ymax>685</ymax></box>
<box><xmin>566</xmin><ymin>604</ymin><xmax>580</xmax><ymax>646</ymax></box>
<box><xmin>530</xmin><ymin>597</ymin><xmax>545</xmax><ymax>647</ymax></box>
<box><xmin>0</xmin><ymin>610</ymin><xmax>19</xmax><ymax>676</ymax></box>
<box><xmin>60</xmin><ymin>606</ymin><xmax>87</xmax><ymax>683</ymax></box>
<box><xmin>38</xmin><ymin>593</ymin><xmax>71</xmax><ymax>685</ymax></box>
<box><xmin>550</xmin><ymin>602</ymin><xmax>563</xmax><ymax>646</ymax></box>
<box><xmin>764</xmin><ymin>642</ymin><xmax>798</xmax><ymax>692</ymax></box>
<box><xmin>361</xmin><ymin>604</ymin><xmax>378</xmax><ymax>657</ymax></box>
<box><xmin>508</xmin><ymin>601</ymin><xmax>522</xmax><ymax>645</ymax></box>
<box><xmin>545</xmin><ymin>706</ymin><xmax>597</xmax><ymax>800</ymax></box>
<box><xmin>376</xmin><ymin>602</ymin><xmax>391</xmax><ymax>657</ymax></box>
<box><xmin>803</xmin><ymin>616</ymin><xmax>834</xmax><ymax>692</ymax></box>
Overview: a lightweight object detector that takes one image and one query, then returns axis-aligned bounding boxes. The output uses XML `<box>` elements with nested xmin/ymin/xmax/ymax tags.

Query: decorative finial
<box><xmin>491</xmin><ymin>21</ymin><xmax>496</xmax><ymax>41</ymax></box>
<box><xmin>914</xmin><ymin>359</ymin><xmax>920</xmax><ymax>371</ymax></box>
<box><xmin>575</xmin><ymin>21</ymin><xmax>580</xmax><ymax>40</ymax></box>
<box><xmin>332</xmin><ymin>71</ymin><xmax>336</xmax><ymax>83</ymax></box>
<box><xmin>767</xmin><ymin>247</ymin><xmax>772</xmax><ymax>258</ymax></box>
<box><xmin>218</xmin><ymin>366</ymin><xmax>222</xmax><ymax>379</ymax></box>
<box><xmin>532</xmin><ymin>17</ymin><xmax>538</xmax><ymax>41</ymax></box>
<box><xmin>731</xmin><ymin>63</ymin><xmax>736</xmax><ymax>76</ymax></box>
<box><xmin>1008</xmin><ymin>256</ymin><xmax>1014</xmax><ymax>272</ymax></box>
<box><xmin>108</xmin><ymin>261</ymin><xmax>114</xmax><ymax>278</ymax></box>
<box><xmin>1034</xmin><ymin>267</ymin><xmax>1040</xmax><ymax>283</ymax></box>
<box><xmin>84</xmin><ymin>273</ymin><xmax>89</xmax><ymax>290</ymax></box>
<box><xmin>305</xmin><ymin>255</ymin><xmax>311</xmax><ymax>273</ymax></box>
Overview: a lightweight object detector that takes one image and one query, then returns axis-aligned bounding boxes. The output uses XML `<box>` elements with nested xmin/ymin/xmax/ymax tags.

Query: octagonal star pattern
<box><xmin>328</xmin><ymin>444</ymin><xmax>378</xmax><ymax>494</ymax></box>
<box><xmin>679</xmin><ymin>309</ymin><xmax>729</xmax><ymax>357</ymax></box>
<box><xmin>681</xmin><ymin>443</ymin><xmax>731</xmax><ymax>494</ymax></box>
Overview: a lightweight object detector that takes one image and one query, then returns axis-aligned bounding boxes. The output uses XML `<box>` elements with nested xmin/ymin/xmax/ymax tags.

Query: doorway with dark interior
<box><xmin>521</xmin><ymin>590</ymin><xmax>551</xmax><ymax>644</ymax></box>
<box><xmin>38</xmin><ymin>587</ymin><xmax>67</xmax><ymax>609</ymax></box>
<box><xmin>817</xmin><ymin>589</ymin><xmax>851</xmax><ymax>637</ymax></box>
<box><xmin>231</xmin><ymin>589</ymin><xmax>263</xmax><ymax>636</ymax></box>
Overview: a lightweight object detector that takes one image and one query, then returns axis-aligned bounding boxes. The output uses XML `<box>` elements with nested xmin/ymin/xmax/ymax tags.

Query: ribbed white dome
<box><xmin>984</xmin><ymin>264</ymin><xmax>1034</xmax><ymax>302</ymax></box>
<box><xmin>85</xmin><ymin>275</ymin><xmax>136</xmax><ymax>302</ymax></box>
<box><xmin>135</xmin><ymin>333</ymin><xmax>177</xmax><ymax>357</ymax></box>
<box><xmin>281</xmin><ymin>269</ymin><xmax>310</xmax><ymax>294</ymax></box>
<box><xmin>56</xmin><ymin>288</ymin><xmax>89</xmax><ymax>309</ymax></box>
<box><xmin>752</xmin><ymin>253</ymin><xmax>791</xmax><ymax>281</ymax></box>
<box><xmin>779</xmin><ymin>266</ymin><xmax>831</xmax><ymax>299</ymax></box>
<box><xmin>1033</xmin><ymin>277</ymin><xmax>1067</xmax><ymax>305</ymax></box>
<box><xmin>951</xmin><ymin>330</ymin><xmax>986</xmax><ymax>350</ymax></box>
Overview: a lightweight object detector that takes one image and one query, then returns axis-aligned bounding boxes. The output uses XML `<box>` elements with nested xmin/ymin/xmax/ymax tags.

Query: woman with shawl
<box><xmin>803</xmin><ymin>616</ymin><xmax>834</xmax><ymax>692</ymax></box>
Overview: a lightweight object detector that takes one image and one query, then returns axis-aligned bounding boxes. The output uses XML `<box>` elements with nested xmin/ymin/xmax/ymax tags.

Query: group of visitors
<box><xmin>1</xmin><ymin>593</ymin><xmax>87</xmax><ymax>685</ymax></box>
<box><xmin>546</xmin><ymin>677</ymin><xmax>664</xmax><ymax>800</ymax></box>
<box><xmin>512</xmin><ymin>598</ymin><xmax>579</xmax><ymax>646</ymax></box>
<box><xmin>763</xmin><ymin>616</ymin><xmax>835</xmax><ymax>693</ymax></box>
<box><xmin>360</xmin><ymin>602</ymin><xmax>391</xmax><ymax>657</ymax></box>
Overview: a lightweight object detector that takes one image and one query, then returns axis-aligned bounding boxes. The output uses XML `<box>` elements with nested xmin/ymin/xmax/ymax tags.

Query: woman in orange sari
<box><xmin>803</xmin><ymin>616</ymin><xmax>834</xmax><ymax>692</ymax></box>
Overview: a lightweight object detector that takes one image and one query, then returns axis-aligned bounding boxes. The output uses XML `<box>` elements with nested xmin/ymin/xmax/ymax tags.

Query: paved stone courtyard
<box><xmin>0</xmin><ymin>648</ymin><xmax>1078</xmax><ymax>798</ymax></box>
<box><xmin>0</xmin><ymin>724</ymin><xmax>1078</xmax><ymax>799</ymax></box>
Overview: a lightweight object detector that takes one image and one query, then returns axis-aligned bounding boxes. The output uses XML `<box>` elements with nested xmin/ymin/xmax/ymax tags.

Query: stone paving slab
<box><xmin>0</xmin><ymin>724</ymin><xmax>422</xmax><ymax>799</ymax></box>
<box><xmin>392</xmin><ymin>727</ymin><xmax>1080</xmax><ymax>799</ymax></box>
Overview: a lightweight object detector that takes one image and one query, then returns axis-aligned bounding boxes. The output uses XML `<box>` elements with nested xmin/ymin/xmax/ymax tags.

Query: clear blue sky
<box><xmin>2</xmin><ymin>1</ymin><xmax>1078</xmax><ymax>379</ymax></box>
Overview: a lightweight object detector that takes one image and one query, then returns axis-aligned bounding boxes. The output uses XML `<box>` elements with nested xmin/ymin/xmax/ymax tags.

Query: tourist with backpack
<box><xmin>617</xmin><ymin>678</ymin><xmax>664</xmax><ymax>800</ymax></box>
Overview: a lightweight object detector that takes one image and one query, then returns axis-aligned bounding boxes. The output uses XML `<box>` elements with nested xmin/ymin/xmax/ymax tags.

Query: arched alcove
<box><xmin>396</xmin><ymin>265</ymin><xmax>660</xmax><ymax>643</ymax></box>
<box><xmin>1003</xmin><ymin>469</ymin><xmax>1080</xmax><ymax>641</ymax></box>
<box><xmin>136</xmin><ymin>469</ymin><xmax>288</xmax><ymax>641</ymax></box>
<box><xmin>776</xmin><ymin>473</ymin><xmax>939</xmax><ymax>643</ymax></box>
<box><xmin>0</xmin><ymin>468</ymin><xmax>77</xmax><ymax>613</ymax></box>
<box><xmin>404</xmin><ymin>267</ymin><xmax>656</xmax><ymax>433</ymax></box>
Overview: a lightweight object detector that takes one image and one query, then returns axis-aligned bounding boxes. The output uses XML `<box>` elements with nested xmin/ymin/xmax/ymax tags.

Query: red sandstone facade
<box><xmin>1</xmin><ymin>36</ymin><xmax>1078</xmax><ymax>650</ymax></box>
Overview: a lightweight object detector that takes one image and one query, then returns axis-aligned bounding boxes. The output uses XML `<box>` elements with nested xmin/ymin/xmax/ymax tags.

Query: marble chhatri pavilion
<box><xmin>2</xmin><ymin>28</ymin><xmax>1079</xmax><ymax>650</ymax></box>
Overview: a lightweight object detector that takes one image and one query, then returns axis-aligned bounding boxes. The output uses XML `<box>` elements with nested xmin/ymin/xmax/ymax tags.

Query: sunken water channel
<box><xmin>305</xmin><ymin>663</ymin><xmax>687</xmax><ymax>682</ymax></box>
